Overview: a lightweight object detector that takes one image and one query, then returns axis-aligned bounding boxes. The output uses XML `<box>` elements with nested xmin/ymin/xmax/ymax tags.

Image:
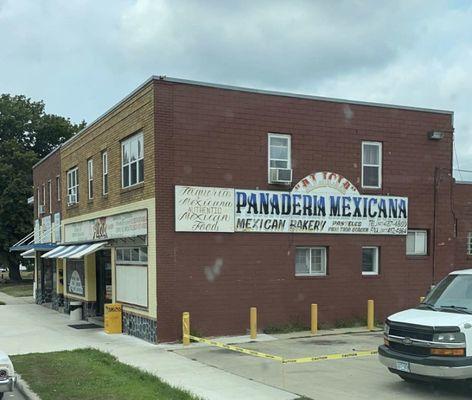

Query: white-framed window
<box><xmin>468</xmin><ymin>233</ymin><xmax>472</xmax><ymax>256</ymax></box>
<box><xmin>122</xmin><ymin>132</ymin><xmax>144</xmax><ymax>188</ymax></box>
<box><xmin>47</xmin><ymin>179</ymin><xmax>51</xmax><ymax>213</ymax></box>
<box><xmin>116</xmin><ymin>247</ymin><xmax>148</xmax><ymax>264</ymax></box>
<box><xmin>362</xmin><ymin>141</ymin><xmax>382</xmax><ymax>189</ymax></box>
<box><xmin>56</xmin><ymin>176</ymin><xmax>61</xmax><ymax>201</ymax></box>
<box><xmin>66</xmin><ymin>167</ymin><xmax>79</xmax><ymax>205</ymax></box>
<box><xmin>268</xmin><ymin>133</ymin><xmax>291</xmax><ymax>179</ymax></box>
<box><xmin>406</xmin><ymin>230</ymin><xmax>428</xmax><ymax>256</ymax></box>
<box><xmin>116</xmin><ymin>246</ymin><xmax>148</xmax><ymax>307</ymax></box>
<box><xmin>295</xmin><ymin>247</ymin><xmax>327</xmax><ymax>276</ymax></box>
<box><xmin>36</xmin><ymin>187</ymin><xmax>40</xmax><ymax>216</ymax></box>
<box><xmin>362</xmin><ymin>246</ymin><xmax>379</xmax><ymax>275</ymax></box>
<box><xmin>42</xmin><ymin>184</ymin><xmax>46</xmax><ymax>207</ymax></box>
<box><xmin>102</xmin><ymin>151</ymin><xmax>108</xmax><ymax>195</ymax></box>
<box><xmin>87</xmin><ymin>158</ymin><xmax>94</xmax><ymax>199</ymax></box>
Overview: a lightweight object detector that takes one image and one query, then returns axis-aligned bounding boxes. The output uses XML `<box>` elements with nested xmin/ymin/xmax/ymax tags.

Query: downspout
<box><xmin>432</xmin><ymin>167</ymin><xmax>439</xmax><ymax>285</ymax></box>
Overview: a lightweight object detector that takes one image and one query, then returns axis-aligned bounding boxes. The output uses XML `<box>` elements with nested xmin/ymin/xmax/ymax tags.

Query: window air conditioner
<box><xmin>38</xmin><ymin>205</ymin><xmax>45</xmax><ymax>215</ymax></box>
<box><xmin>269</xmin><ymin>168</ymin><xmax>293</xmax><ymax>185</ymax></box>
<box><xmin>67</xmin><ymin>194</ymin><xmax>77</xmax><ymax>205</ymax></box>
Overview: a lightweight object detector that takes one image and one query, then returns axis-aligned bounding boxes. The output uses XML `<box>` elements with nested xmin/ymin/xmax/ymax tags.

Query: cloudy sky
<box><xmin>1</xmin><ymin>0</ymin><xmax>472</xmax><ymax>177</ymax></box>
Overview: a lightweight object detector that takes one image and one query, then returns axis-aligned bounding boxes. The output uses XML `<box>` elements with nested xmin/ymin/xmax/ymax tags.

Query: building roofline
<box><xmin>156</xmin><ymin>75</ymin><xmax>454</xmax><ymax>116</ymax></box>
<box><xmin>35</xmin><ymin>75</ymin><xmax>454</xmax><ymax>168</ymax></box>
<box><xmin>32</xmin><ymin>144</ymin><xmax>61</xmax><ymax>169</ymax></box>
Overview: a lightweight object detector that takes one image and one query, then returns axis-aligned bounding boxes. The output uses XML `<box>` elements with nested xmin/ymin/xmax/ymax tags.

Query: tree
<box><xmin>0</xmin><ymin>94</ymin><xmax>85</xmax><ymax>281</ymax></box>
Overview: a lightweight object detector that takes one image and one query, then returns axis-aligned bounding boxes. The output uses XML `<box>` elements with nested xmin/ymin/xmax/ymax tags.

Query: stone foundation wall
<box><xmin>122</xmin><ymin>311</ymin><xmax>157</xmax><ymax>343</ymax></box>
<box><xmin>35</xmin><ymin>287</ymin><xmax>52</xmax><ymax>304</ymax></box>
<box><xmin>51</xmin><ymin>292</ymin><xmax>64</xmax><ymax>311</ymax></box>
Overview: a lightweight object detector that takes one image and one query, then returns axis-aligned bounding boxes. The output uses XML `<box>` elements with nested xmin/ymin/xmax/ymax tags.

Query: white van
<box><xmin>379</xmin><ymin>269</ymin><xmax>472</xmax><ymax>381</ymax></box>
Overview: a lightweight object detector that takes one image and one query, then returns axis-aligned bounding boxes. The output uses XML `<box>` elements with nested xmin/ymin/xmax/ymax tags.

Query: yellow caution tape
<box><xmin>282</xmin><ymin>350</ymin><xmax>378</xmax><ymax>364</ymax></box>
<box><xmin>184</xmin><ymin>334</ymin><xmax>378</xmax><ymax>364</ymax></box>
<box><xmin>186</xmin><ymin>334</ymin><xmax>284</xmax><ymax>361</ymax></box>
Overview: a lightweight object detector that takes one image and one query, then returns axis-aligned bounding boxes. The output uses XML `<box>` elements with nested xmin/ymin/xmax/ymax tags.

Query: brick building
<box><xmin>12</xmin><ymin>76</ymin><xmax>472</xmax><ymax>343</ymax></box>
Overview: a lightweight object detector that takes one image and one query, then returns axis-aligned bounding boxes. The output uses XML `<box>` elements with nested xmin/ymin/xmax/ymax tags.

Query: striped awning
<box><xmin>20</xmin><ymin>249</ymin><xmax>35</xmax><ymax>259</ymax></box>
<box><xmin>41</xmin><ymin>242</ymin><xmax>107</xmax><ymax>259</ymax></box>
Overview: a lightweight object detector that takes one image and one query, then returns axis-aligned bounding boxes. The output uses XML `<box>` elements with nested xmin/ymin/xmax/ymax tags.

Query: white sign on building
<box><xmin>41</xmin><ymin>215</ymin><xmax>52</xmax><ymax>243</ymax></box>
<box><xmin>175</xmin><ymin>185</ymin><xmax>235</xmax><ymax>232</ymax></box>
<box><xmin>64</xmin><ymin>209</ymin><xmax>148</xmax><ymax>243</ymax></box>
<box><xmin>174</xmin><ymin>172</ymin><xmax>409</xmax><ymax>235</ymax></box>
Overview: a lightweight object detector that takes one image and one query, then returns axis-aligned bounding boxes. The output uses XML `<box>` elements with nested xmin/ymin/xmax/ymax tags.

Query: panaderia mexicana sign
<box><xmin>175</xmin><ymin>172</ymin><xmax>408</xmax><ymax>235</ymax></box>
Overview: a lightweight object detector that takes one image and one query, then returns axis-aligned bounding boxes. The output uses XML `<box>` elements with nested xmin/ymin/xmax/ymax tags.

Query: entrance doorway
<box><xmin>95</xmin><ymin>249</ymin><xmax>112</xmax><ymax>317</ymax></box>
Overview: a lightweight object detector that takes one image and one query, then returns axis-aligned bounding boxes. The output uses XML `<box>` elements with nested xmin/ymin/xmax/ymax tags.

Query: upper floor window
<box><xmin>122</xmin><ymin>132</ymin><xmax>144</xmax><ymax>188</ymax></box>
<box><xmin>47</xmin><ymin>180</ymin><xmax>52</xmax><ymax>213</ymax></box>
<box><xmin>87</xmin><ymin>159</ymin><xmax>94</xmax><ymax>200</ymax></box>
<box><xmin>407</xmin><ymin>230</ymin><xmax>427</xmax><ymax>256</ymax></box>
<box><xmin>268</xmin><ymin>133</ymin><xmax>292</xmax><ymax>184</ymax></box>
<box><xmin>295</xmin><ymin>247</ymin><xmax>327</xmax><ymax>276</ymax></box>
<box><xmin>67</xmin><ymin>167</ymin><xmax>79</xmax><ymax>205</ymax></box>
<box><xmin>56</xmin><ymin>176</ymin><xmax>61</xmax><ymax>201</ymax></box>
<box><xmin>102</xmin><ymin>151</ymin><xmax>108</xmax><ymax>195</ymax></box>
<box><xmin>362</xmin><ymin>141</ymin><xmax>382</xmax><ymax>189</ymax></box>
<box><xmin>362</xmin><ymin>246</ymin><xmax>379</xmax><ymax>275</ymax></box>
<box><xmin>468</xmin><ymin>233</ymin><xmax>472</xmax><ymax>256</ymax></box>
<box><xmin>36</xmin><ymin>187</ymin><xmax>40</xmax><ymax>216</ymax></box>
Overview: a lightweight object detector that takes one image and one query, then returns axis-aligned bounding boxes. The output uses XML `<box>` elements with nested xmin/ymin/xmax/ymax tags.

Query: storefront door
<box><xmin>95</xmin><ymin>250</ymin><xmax>112</xmax><ymax>316</ymax></box>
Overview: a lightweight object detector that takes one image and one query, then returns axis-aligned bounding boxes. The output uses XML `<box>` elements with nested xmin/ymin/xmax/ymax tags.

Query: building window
<box><xmin>295</xmin><ymin>247</ymin><xmax>327</xmax><ymax>276</ymax></box>
<box><xmin>362</xmin><ymin>246</ymin><xmax>379</xmax><ymax>275</ymax></box>
<box><xmin>56</xmin><ymin>176</ymin><xmax>61</xmax><ymax>201</ymax></box>
<box><xmin>66</xmin><ymin>167</ymin><xmax>79</xmax><ymax>205</ymax></box>
<box><xmin>42</xmin><ymin>184</ymin><xmax>46</xmax><ymax>207</ymax></box>
<box><xmin>102</xmin><ymin>151</ymin><xmax>108</xmax><ymax>195</ymax></box>
<box><xmin>407</xmin><ymin>230</ymin><xmax>427</xmax><ymax>256</ymax></box>
<box><xmin>116</xmin><ymin>246</ymin><xmax>148</xmax><ymax>307</ymax></box>
<box><xmin>268</xmin><ymin>133</ymin><xmax>291</xmax><ymax>182</ymax></box>
<box><xmin>468</xmin><ymin>233</ymin><xmax>472</xmax><ymax>256</ymax></box>
<box><xmin>362</xmin><ymin>141</ymin><xmax>382</xmax><ymax>189</ymax></box>
<box><xmin>122</xmin><ymin>132</ymin><xmax>144</xmax><ymax>188</ymax></box>
<box><xmin>87</xmin><ymin>159</ymin><xmax>94</xmax><ymax>199</ymax></box>
<box><xmin>47</xmin><ymin>180</ymin><xmax>51</xmax><ymax>213</ymax></box>
<box><xmin>36</xmin><ymin>187</ymin><xmax>40</xmax><ymax>216</ymax></box>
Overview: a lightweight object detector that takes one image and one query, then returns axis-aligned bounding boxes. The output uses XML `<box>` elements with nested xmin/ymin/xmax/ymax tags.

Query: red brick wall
<box><xmin>32</xmin><ymin>148</ymin><xmax>61</xmax><ymax>220</ymax></box>
<box><xmin>155</xmin><ymin>80</ymin><xmax>455</xmax><ymax>342</ymax></box>
<box><xmin>453</xmin><ymin>182</ymin><xmax>472</xmax><ymax>268</ymax></box>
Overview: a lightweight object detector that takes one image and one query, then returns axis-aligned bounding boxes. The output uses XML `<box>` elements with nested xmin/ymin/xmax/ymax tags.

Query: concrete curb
<box><xmin>15</xmin><ymin>375</ymin><xmax>41</xmax><ymax>400</ymax></box>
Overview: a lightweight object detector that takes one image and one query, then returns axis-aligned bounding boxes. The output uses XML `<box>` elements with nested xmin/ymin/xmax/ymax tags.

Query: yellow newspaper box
<box><xmin>104</xmin><ymin>303</ymin><xmax>122</xmax><ymax>334</ymax></box>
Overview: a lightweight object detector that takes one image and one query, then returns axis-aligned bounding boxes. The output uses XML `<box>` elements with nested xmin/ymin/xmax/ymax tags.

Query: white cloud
<box><xmin>1</xmin><ymin>0</ymin><xmax>472</xmax><ymax>176</ymax></box>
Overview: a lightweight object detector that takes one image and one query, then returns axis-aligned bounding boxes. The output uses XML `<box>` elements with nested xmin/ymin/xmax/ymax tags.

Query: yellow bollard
<box><xmin>182</xmin><ymin>312</ymin><xmax>190</xmax><ymax>346</ymax></box>
<box><xmin>420</xmin><ymin>296</ymin><xmax>425</xmax><ymax>303</ymax></box>
<box><xmin>250</xmin><ymin>307</ymin><xmax>257</xmax><ymax>339</ymax></box>
<box><xmin>367</xmin><ymin>300</ymin><xmax>374</xmax><ymax>331</ymax></box>
<box><xmin>311</xmin><ymin>304</ymin><xmax>318</xmax><ymax>335</ymax></box>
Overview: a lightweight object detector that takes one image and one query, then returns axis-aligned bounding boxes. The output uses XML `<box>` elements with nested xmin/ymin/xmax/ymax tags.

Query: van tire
<box><xmin>0</xmin><ymin>392</ymin><xmax>4</xmax><ymax>399</ymax></box>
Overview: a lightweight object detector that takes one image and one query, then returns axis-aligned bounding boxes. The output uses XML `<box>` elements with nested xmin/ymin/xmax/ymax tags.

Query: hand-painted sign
<box><xmin>174</xmin><ymin>172</ymin><xmax>409</xmax><ymax>235</ymax></box>
<box><xmin>67</xmin><ymin>260</ymin><xmax>85</xmax><ymax>296</ymax></box>
<box><xmin>64</xmin><ymin>210</ymin><xmax>147</xmax><ymax>243</ymax></box>
<box><xmin>41</xmin><ymin>215</ymin><xmax>52</xmax><ymax>243</ymax></box>
<box><xmin>234</xmin><ymin>190</ymin><xmax>407</xmax><ymax>235</ymax></box>
<box><xmin>175</xmin><ymin>185</ymin><xmax>234</xmax><ymax>232</ymax></box>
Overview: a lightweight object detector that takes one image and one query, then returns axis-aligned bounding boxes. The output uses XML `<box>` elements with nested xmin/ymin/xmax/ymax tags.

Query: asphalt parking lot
<box><xmin>174</xmin><ymin>331</ymin><xmax>472</xmax><ymax>400</ymax></box>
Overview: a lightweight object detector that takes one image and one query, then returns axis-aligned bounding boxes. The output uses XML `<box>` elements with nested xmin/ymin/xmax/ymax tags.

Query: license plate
<box><xmin>395</xmin><ymin>360</ymin><xmax>410</xmax><ymax>372</ymax></box>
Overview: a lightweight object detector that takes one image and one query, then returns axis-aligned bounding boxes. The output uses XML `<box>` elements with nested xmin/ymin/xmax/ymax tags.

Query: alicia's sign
<box><xmin>175</xmin><ymin>172</ymin><xmax>408</xmax><ymax>235</ymax></box>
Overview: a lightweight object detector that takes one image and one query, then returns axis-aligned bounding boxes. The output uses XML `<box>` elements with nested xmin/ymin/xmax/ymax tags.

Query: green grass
<box><xmin>0</xmin><ymin>281</ymin><xmax>33</xmax><ymax>297</ymax></box>
<box><xmin>11</xmin><ymin>349</ymin><xmax>203</xmax><ymax>400</ymax></box>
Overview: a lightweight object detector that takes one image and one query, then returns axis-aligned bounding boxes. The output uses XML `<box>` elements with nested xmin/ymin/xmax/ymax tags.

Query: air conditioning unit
<box><xmin>67</xmin><ymin>193</ymin><xmax>77</xmax><ymax>205</ymax></box>
<box><xmin>38</xmin><ymin>205</ymin><xmax>45</xmax><ymax>215</ymax></box>
<box><xmin>269</xmin><ymin>168</ymin><xmax>293</xmax><ymax>185</ymax></box>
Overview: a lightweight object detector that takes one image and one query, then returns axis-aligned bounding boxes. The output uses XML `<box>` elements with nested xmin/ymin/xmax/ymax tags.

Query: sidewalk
<box><xmin>0</xmin><ymin>294</ymin><xmax>298</xmax><ymax>400</ymax></box>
